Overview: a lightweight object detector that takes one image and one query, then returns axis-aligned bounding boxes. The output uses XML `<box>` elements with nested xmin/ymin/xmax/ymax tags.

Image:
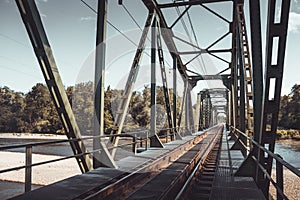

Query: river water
<box><xmin>274</xmin><ymin>139</ymin><xmax>300</xmax><ymax>168</ymax></box>
<box><xmin>0</xmin><ymin>137</ymin><xmax>299</xmax><ymax>167</ymax></box>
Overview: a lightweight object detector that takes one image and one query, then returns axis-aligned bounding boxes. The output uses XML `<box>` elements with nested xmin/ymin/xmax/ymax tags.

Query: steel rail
<box><xmin>82</xmin><ymin>128</ymin><xmax>212</xmax><ymax>199</ymax></box>
<box><xmin>174</xmin><ymin>124</ymin><xmax>222</xmax><ymax>199</ymax></box>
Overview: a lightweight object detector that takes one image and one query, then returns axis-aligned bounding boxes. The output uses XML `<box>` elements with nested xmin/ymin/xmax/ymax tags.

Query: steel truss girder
<box><xmin>258</xmin><ymin>0</ymin><xmax>291</xmax><ymax>196</ymax></box>
<box><xmin>158</xmin><ymin>0</ymin><xmax>232</xmax><ymax>8</ymax></box>
<box><xmin>236</xmin><ymin>3</ymin><xmax>254</xmax><ymax>135</ymax></box>
<box><xmin>93</xmin><ymin>0</ymin><xmax>117</xmax><ymax>168</ymax></box>
<box><xmin>230</xmin><ymin>0</ymin><xmax>239</xmax><ymax>130</ymax></box>
<box><xmin>231</xmin><ymin>2</ymin><xmax>247</xmax><ymax>156</ymax></box>
<box><xmin>177</xmin><ymin>80</ymin><xmax>188</xmax><ymax>132</ymax></box>
<box><xmin>150</xmin><ymin>18</ymin><xmax>164</xmax><ymax>148</ymax></box>
<box><xmin>15</xmin><ymin>0</ymin><xmax>92</xmax><ymax>173</ymax></box>
<box><xmin>157</xmin><ymin>25</ymin><xmax>174</xmax><ymax>140</ymax></box>
<box><xmin>143</xmin><ymin>0</ymin><xmax>189</xmax><ymax>81</ymax></box>
<box><xmin>110</xmin><ymin>12</ymin><xmax>156</xmax><ymax>156</ymax></box>
<box><xmin>235</xmin><ymin>0</ymin><xmax>291</xmax><ymax>197</ymax></box>
<box><xmin>186</xmin><ymin>85</ymin><xmax>195</xmax><ymax>134</ymax></box>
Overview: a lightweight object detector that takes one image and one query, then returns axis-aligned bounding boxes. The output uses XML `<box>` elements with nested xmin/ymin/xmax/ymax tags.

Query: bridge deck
<box><xmin>11</xmin><ymin>128</ymin><xmax>265</xmax><ymax>200</ymax></box>
<box><xmin>210</xmin><ymin>131</ymin><xmax>265</xmax><ymax>199</ymax></box>
<box><xmin>10</xmin><ymin>132</ymin><xmax>202</xmax><ymax>200</ymax></box>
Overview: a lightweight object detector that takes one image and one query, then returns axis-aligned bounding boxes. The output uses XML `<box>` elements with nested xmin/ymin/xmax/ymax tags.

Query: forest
<box><xmin>0</xmin><ymin>82</ymin><xmax>180</xmax><ymax>135</ymax></box>
<box><xmin>0</xmin><ymin>82</ymin><xmax>299</xmax><ymax>138</ymax></box>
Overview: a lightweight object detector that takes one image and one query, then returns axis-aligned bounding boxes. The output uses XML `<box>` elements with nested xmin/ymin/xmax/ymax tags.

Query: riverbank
<box><xmin>0</xmin><ymin>132</ymin><xmax>68</xmax><ymax>140</ymax></box>
<box><xmin>269</xmin><ymin>168</ymin><xmax>300</xmax><ymax>200</ymax></box>
<box><xmin>0</xmin><ymin>151</ymin><xmax>81</xmax><ymax>199</ymax></box>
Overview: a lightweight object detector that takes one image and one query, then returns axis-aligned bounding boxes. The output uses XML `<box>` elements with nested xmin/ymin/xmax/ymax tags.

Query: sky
<box><xmin>0</xmin><ymin>0</ymin><xmax>299</xmax><ymax>97</ymax></box>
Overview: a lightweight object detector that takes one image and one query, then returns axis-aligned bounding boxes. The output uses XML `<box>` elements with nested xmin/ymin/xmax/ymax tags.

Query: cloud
<box><xmin>80</xmin><ymin>16</ymin><xmax>96</xmax><ymax>22</ymax></box>
<box><xmin>288</xmin><ymin>12</ymin><xmax>300</xmax><ymax>33</ymax></box>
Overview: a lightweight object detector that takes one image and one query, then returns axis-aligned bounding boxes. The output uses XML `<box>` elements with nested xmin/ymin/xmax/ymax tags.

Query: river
<box><xmin>0</xmin><ymin>136</ymin><xmax>300</xmax><ymax>167</ymax></box>
<box><xmin>274</xmin><ymin>139</ymin><xmax>300</xmax><ymax>168</ymax></box>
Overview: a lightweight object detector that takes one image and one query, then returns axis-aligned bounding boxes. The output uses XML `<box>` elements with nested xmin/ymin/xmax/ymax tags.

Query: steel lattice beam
<box><xmin>16</xmin><ymin>0</ymin><xmax>92</xmax><ymax>173</ymax></box>
<box><xmin>258</xmin><ymin>0</ymin><xmax>291</xmax><ymax>196</ymax></box>
<box><xmin>158</xmin><ymin>0</ymin><xmax>232</xmax><ymax>8</ymax></box>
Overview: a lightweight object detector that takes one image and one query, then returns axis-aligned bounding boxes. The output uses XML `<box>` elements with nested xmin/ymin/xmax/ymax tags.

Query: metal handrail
<box><xmin>230</xmin><ymin>126</ymin><xmax>300</xmax><ymax>200</ymax></box>
<box><xmin>232</xmin><ymin>127</ymin><xmax>300</xmax><ymax>177</ymax></box>
<box><xmin>0</xmin><ymin>125</ymin><xmax>196</xmax><ymax>193</ymax></box>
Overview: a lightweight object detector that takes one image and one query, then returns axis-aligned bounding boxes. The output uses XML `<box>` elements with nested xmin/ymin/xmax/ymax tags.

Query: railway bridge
<box><xmin>1</xmin><ymin>0</ymin><xmax>299</xmax><ymax>199</ymax></box>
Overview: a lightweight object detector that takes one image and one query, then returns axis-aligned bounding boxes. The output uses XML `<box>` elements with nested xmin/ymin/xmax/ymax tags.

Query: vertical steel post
<box><xmin>178</xmin><ymin>81</ymin><xmax>187</xmax><ymax>136</ymax></box>
<box><xmin>195</xmin><ymin>93</ymin><xmax>201</xmax><ymax>131</ymax></box>
<box><xmin>93</xmin><ymin>0</ymin><xmax>117</xmax><ymax>168</ymax></box>
<box><xmin>249</xmin><ymin>0</ymin><xmax>264</xmax><ymax>145</ymax></box>
<box><xmin>235</xmin><ymin>0</ymin><xmax>265</xmax><ymax>179</ymax></box>
<box><xmin>133</xmin><ymin>135</ymin><xmax>137</xmax><ymax>155</ymax></box>
<box><xmin>236</xmin><ymin>14</ymin><xmax>247</xmax><ymax>154</ymax></box>
<box><xmin>150</xmin><ymin>19</ymin><xmax>157</xmax><ymax>146</ymax></box>
<box><xmin>237</xmin><ymin>42</ymin><xmax>246</xmax><ymax>134</ymax></box>
<box><xmin>250</xmin><ymin>0</ymin><xmax>264</xmax><ymax>182</ymax></box>
<box><xmin>187</xmin><ymin>88</ymin><xmax>195</xmax><ymax>133</ymax></box>
<box><xmin>258</xmin><ymin>0</ymin><xmax>291</xmax><ymax>196</ymax></box>
<box><xmin>185</xmin><ymin>82</ymin><xmax>192</xmax><ymax>135</ymax></box>
<box><xmin>156</xmin><ymin>26</ymin><xmax>174</xmax><ymax>141</ymax></box>
<box><xmin>172</xmin><ymin>54</ymin><xmax>177</xmax><ymax>140</ymax></box>
<box><xmin>25</xmin><ymin>146</ymin><xmax>32</xmax><ymax>192</ymax></box>
<box><xmin>276</xmin><ymin>154</ymin><xmax>284</xmax><ymax>200</ymax></box>
<box><xmin>225</xmin><ymin>90</ymin><xmax>230</xmax><ymax>127</ymax></box>
<box><xmin>150</xmin><ymin>19</ymin><xmax>163</xmax><ymax>147</ymax></box>
<box><xmin>199</xmin><ymin>92</ymin><xmax>204</xmax><ymax>131</ymax></box>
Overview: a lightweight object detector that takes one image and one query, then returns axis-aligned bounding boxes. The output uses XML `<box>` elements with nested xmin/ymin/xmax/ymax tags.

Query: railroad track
<box><xmin>176</xmin><ymin>131</ymin><xmax>221</xmax><ymax>199</ymax></box>
<box><xmin>81</xmin><ymin>125</ymin><xmax>224</xmax><ymax>200</ymax></box>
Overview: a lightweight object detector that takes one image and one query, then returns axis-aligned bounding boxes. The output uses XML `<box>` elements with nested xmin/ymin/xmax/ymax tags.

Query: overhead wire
<box><xmin>174</xmin><ymin>4</ymin><xmax>205</xmax><ymax>75</ymax></box>
<box><xmin>0</xmin><ymin>34</ymin><xmax>43</xmax><ymax>79</ymax></box>
<box><xmin>80</xmin><ymin>0</ymin><xmax>137</xmax><ymax>47</ymax></box>
<box><xmin>119</xmin><ymin>1</ymin><xmax>174</xmax><ymax>70</ymax></box>
<box><xmin>186</xmin><ymin>9</ymin><xmax>208</xmax><ymax>75</ymax></box>
<box><xmin>122</xmin><ymin>4</ymin><xmax>143</xmax><ymax>32</ymax></box>
<box><xmin>80</xmin><ymin>0</ymin><xmax>173</xmax><ymax>70</ymax></box>
<box><xmin>173</xmin><ymin>0</ymin><xmax>208</xmax><ymax>75</ymax></box>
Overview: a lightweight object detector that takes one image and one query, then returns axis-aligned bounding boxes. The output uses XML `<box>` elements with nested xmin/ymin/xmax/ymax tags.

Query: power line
<box><xmin>0</xmin><ymin>33</ymin><xmax>28</xmax><ymax>48</ymax></box>
<box><xmin>174</xmin><ymin>6</ymin><xmax>205</xmax><ymax>74</ymax></box>
<box><xmin>80</xmin><ymin>0</ymin><xmax>137</xmax><ymax>47</ymax></box>
<box><xmin>122</xmin><ymin>4</ymin><xmax>143</xmax><ymax>31</ymax></box>
<box><xmin>174</xmin><ymin>2</ymin><xmax>208</xmax><ymax>75</ymax></box>
<box><xmin>80</xmin><ymin>0</ymin><xmax>173</xmax><ymax>70</ymax></box>
<box><xmin>186</xmin><ymin>10</ymin><xmax>208</xmax><ymax>75</ymax></box>
<box><xmin>0</xmin><ymin>64</ymin><xmax>40</xmax><ymax>79</ymax></box>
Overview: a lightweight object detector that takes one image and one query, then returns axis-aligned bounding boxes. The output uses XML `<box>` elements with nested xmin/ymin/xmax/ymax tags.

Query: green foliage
<box><xmin>0</xmin><ymin>83</ymin><xmax>186</xmax><ymax>135</ymax></box>
<box><xmin>278</xmin><ymin>84</ymin><xmax>300</xmax><ymax>130</ymax></box>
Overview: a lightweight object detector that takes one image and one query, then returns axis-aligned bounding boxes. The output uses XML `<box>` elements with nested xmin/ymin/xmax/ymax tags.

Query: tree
<box><xmin>0</xmin><ymin>86</ymin><xmax>26</xmax><ymax>132</ymax></box>
<box><xmin>289</xmin><ymin>84</ymin><xmax>300</xmax><ymax>129</ymax></box>
<box><xmin>23</xmin><ymin>83</ymin><xmax>62</xmax><ymax>133</ymax></box>
<box><xmin>278</xmin><ymin>84</ymin><xmax>300</xmax><ymax>130</ymax></box>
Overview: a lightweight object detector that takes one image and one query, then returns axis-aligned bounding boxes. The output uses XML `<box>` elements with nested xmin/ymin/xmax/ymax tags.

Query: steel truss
<box><xmin>14</xmin><ymin>1</ymin><xmax>292</xmax><ymax>196</ymax></box>
<box><xmin>232</xmin><ymin>0</ymin><xmax>291</xmax><ymax>198</ymax></box>
<box><xmin>16</xmin><ymin>0</ymin><xmax>92</xmax><ymax>173</ymax></box>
